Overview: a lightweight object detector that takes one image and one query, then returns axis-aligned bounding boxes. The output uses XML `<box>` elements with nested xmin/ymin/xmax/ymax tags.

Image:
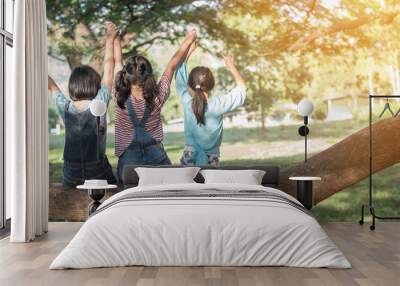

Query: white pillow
<box><xmin>200</xmin><ymin>169</ymin><xmax>266</xmax><ymax>185</ymax></box>
<box><xmin>135</xmin><ymin>167</ymin><xmax>201</xmax><ymax>186</ymax></box>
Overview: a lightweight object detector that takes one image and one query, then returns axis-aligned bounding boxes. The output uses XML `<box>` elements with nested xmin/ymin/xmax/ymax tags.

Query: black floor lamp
<box><xmin>87</xmin><ymin>100</ymin><xmax>108</xmax><ymax>214</ymax></box>
<box><xmin>297</xmin><ymin>99</ymin><xmax>314</xmax><ymax>163</ymax></box>
<box><xmin>89</xmin><ymin>99</ymin><xmax>107</xmax><ymax>161</ymax></box>
<box><xmin>291</xmin><ymin>99</ymin><xmax>318</xmax><ymax>210</ymax></box>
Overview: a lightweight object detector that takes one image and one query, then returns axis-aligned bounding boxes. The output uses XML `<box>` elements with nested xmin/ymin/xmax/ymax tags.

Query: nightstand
<box><xmin>289</xmin><ymin>177</ymin><xmax>321</xmax><ymax>210</ymax></box>
<box><xmin>77</xmin><ymin>184</ymin><xmax>117</xmax><ymax>215</ymax></box>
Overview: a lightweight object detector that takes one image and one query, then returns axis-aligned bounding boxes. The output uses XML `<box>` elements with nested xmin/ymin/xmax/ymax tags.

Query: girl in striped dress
<box><xmin>113</xmin><ymin>30</ymin><xmax>197</xmax><ymax>180</ymax></box>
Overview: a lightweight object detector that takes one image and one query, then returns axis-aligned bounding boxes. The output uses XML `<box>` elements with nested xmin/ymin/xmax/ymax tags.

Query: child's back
<box><xmin>50</xmin><ymin>66</ymin><xmax>116</xmax><ymax>187</ymax></box>
<box><xmin>48</xmin><ymin>22</ymin><xmax>119</xmax><ymax>187</ymax></box>
<box><xmin>175</xmin><ymin>48</ymin><xmax>246</xmax><ymax>166</ymax></box>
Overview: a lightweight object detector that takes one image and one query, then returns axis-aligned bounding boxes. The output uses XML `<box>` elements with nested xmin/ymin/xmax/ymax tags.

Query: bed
<box><xmin>50</xmin><ymin>166</ymin><xmax>351</xmax><ymax>269</ymax></box>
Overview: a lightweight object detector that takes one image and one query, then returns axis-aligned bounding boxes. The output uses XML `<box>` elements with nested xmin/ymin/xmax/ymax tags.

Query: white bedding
<box><xmin>50</xmin><ymin>183</ymin><xmax>351</xmax><ymax>269</ymax></box>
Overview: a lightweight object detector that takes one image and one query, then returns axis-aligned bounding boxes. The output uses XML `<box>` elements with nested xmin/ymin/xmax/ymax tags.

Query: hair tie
<box><xmin>195</xmin><ymin>85</ymin><xmax>201</xmax><ymax>90</ymax></box>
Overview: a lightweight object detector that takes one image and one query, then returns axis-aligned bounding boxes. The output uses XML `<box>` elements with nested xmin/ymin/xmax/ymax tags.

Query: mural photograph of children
<box><xmin>44</xmin><ymin>1</ymin><xmax>400</xmax><ymax>223</ymax></box>
<box><xmin>5</xmin><ymin>0</ymin><xmax>400</xmax><ymax>284</ymax></box>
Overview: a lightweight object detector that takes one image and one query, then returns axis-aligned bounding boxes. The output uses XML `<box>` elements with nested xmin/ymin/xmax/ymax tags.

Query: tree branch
<box><xmin>125</xmin><ymin>35</ymin><xmax>171</xmax><ymax>56</ymax></box>
<box><xmin>262</xmin><ymin>10</ymin><xmax>400</xmax><ymax>56</ymax></box>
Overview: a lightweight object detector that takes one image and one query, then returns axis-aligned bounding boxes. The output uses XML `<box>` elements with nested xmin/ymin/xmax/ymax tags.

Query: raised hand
<box><xmin>188</xmin><ymin>41</ymin><xmax>197</xmax><ymax>55</ymax></box>
<box><xmin>185</xmin><ymin>29</ymin><xmax>197</xmax><ymax>43</ymax></box>
<box><xmin>165</xmin><ymin>29</ymin><xmax>197</xmax><ymax>82</ymax></box>
<box><xmin>223</xmin><ymin>55</ymin><xmax>235</xmax><ymax>71</ymax></box>
<box><xmin>105</xmin><ymin>21</ymin><xmax>119</xmax><ymax>40</ymax></box>
<box><xmin>222</xmin><ymin>55</ymin><xmax>245</xmax><ymax>89</ymax></box>
<box><xmin>48</xmin><ymin>75</ymin><xmax>60</xmax><ymax>93</ymax></box>
<box><xmin>185</xmin><ymin>41</ymin><xmax>197</xmax><ymax>63</ymax></box>
<box><xmin>103</xmin><ymin>21</ymin><xmax>118</xmax><ymax>90</ymax></box>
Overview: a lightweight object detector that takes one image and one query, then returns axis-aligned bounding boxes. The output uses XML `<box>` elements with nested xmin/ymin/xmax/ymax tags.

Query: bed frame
<box><xmin>121</xmin><ymin>165</ymin><xmax>280</xmax><ymax>189</ymax></box>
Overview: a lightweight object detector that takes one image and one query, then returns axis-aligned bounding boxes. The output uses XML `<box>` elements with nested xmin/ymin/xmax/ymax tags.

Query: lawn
<box><xmin>49</xmin><ymin>119</ymin><xmax>400</xmax><ymax>222</ymax></box>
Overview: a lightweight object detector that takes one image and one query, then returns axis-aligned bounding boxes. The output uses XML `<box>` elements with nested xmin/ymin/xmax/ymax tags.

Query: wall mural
<box><xmin>47</xmin><ymin>0</ymin><xmax>400</xmax><ymax>221</ymax></box>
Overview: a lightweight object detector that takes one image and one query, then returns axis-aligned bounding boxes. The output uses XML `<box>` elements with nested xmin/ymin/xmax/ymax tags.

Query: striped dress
<box><xmin>114</xmin><ymin>73</ymin><xmax>170</xmax><ymax>157</ymax></box>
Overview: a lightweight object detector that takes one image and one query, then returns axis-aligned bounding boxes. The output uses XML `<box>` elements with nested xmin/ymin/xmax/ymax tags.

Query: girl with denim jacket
<box><xmin>48</xmin><ymin>22</ymin><xmax>118</xmax><ymax>187</ymax></box>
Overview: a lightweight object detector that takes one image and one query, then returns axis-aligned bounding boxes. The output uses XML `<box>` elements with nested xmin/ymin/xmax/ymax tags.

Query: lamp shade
<box><xmin>89</xmin><ymin>100</ymin><xmax>107</xmax><ymax>117</ymax></box>
<box><xmin>297</xmin><ymin>99</ymin><xmax>314</xmax><ymax>116</ymax></box>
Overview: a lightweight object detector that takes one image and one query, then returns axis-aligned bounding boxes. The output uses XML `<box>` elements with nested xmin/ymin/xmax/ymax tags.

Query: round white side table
<box><xmin>77</xmin><ymin>184</ymin><xmax>117</xmax><ymax>215</ymax></box>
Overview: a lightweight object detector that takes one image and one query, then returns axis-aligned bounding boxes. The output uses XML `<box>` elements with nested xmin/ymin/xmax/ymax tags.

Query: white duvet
<box><xmin>50</xmin><ymin>183</ymin><xmax>351</xmax><ymax>269</ymax></box>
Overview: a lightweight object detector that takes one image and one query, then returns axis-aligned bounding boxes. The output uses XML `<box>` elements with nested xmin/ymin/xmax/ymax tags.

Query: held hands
<box><xmin>185</xmin><ymin>40</ymin><xmax>197</xmax><ymax>62</ymax></box>
<box><xmin>105</xmin><ymin>21</ymin><xmax>119</xmax><ymax>40</ymax></box>
<box><xmin>185</xmin><ymin>29</ymin><xmax>197</xmax><ymax>44</ymax></box>
<box><xmin>188</xmin><ymin>41</ymin><xmax>197</xmax><ymax>55</ymax></box>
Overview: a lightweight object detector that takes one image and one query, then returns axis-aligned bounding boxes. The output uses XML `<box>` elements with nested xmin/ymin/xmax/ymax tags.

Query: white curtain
<box><xmin>7</xmin><ymin>0</ymin><xmax>49</xmax><ymax>242</ymax></box>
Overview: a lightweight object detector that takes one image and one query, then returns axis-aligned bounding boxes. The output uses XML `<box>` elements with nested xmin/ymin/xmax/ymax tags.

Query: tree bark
<box><xmin>65</xmin><ymin>54</ymin><xmax>82</xmax><ymax>70</ymax></box>
<box><xmin>260</xmin><ymin>95</ymin><xmax>266</xmax><ymax>133</ymax></box>
<box><xmin>279</xmin><ymin>116</ymin><xmax>400</xmax><ymax>203</ymax></box>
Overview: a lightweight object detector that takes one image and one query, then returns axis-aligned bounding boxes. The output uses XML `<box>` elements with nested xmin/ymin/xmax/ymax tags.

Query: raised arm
<box><xmin>48</xmin><ymin>75</ymin><xmax>60</xmax><ymax>94</ymax></box>
<box><xmin>223</xmin><ymin>55</ymin><xmax>246</xmax><ymax>90</ymax></box>
<box><xmin>208</xmin><ymin>56</ymin><xmax>246</xmax><ymax>116</ymax></box>
<box><xmin>113</xmin><ymin>35</ymin><xmax>123</xmax><ymax>77</ymax></box>
<box><xmin>101</xmin><ymin>21</ymin><xmax>119</xmax><ymax>90</ymax></box>
<box><xmin>184</xmin><ymin>41</ymin><xmax>197</xmax><ymax>64</ymax></box>
<box><xmin>164</xmin><ymin>29</ymin><xmax>197</xmax><ymax>82</ymax></box>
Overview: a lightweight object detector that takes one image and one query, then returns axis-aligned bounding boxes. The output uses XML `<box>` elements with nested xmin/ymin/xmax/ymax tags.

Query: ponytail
<box><xmin>114</xmin><ymin>55</ymin><xmax>157</xmax><ymax>110</ymax></box>
<box><xmin>188</xmin><ymin>66</ymin><xmax>215</xmax><ymax>125</ymax></box>
<box><xmin>192</xmin><ymin>88</ymin><xmax>208</xmax><ymax>125</ymax></box>
<box><xmin>142</xmin><ymin>75</ymin><xmax>158</xmax><ymax>110</ymax></box>
<box><xmin>115</xmin><ymin>70</ymin><xmax>131</xmax><ymax>109</ymax></box>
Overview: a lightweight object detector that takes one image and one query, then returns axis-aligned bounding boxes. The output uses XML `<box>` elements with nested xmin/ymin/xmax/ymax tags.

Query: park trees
<box><xmin>46</xmin><ymin>0</ymin><xmax>247</xmax><ymax>70</ymax></box>
<box><xmin>47</xmin><ymin>0</ymin><xmax>400</xmax><ymax>112</ymax></box>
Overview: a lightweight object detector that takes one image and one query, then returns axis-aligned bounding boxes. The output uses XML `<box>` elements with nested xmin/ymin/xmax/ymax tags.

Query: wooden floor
<box><xmin>0</xmin><ymin>222</ymin><xmax>399</xmax><ymax>286</ymax></box>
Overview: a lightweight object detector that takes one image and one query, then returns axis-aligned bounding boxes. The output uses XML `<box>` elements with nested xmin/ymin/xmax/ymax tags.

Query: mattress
<box><xmin>50</xmin><ymin>183</ymin><xmax>351</xmax><ymax>269</ymax></box>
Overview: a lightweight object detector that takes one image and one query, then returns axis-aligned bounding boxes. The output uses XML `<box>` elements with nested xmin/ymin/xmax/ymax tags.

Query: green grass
<box><xmin>49</xmin><ymin>119</ymin><xmax>400</xmax><ymax>222</ymax></box>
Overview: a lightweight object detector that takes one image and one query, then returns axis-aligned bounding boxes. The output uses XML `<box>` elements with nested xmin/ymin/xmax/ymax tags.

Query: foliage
<box><xmin>46</xmin><ymin>0</ymin><xmax>247</xmax><ymax>69</ymax></box>
<box><xmin>48</xmin><ymin>107</ymin><xmax>58</xmax><ymax>130</ymax></box>
<box><xmin>47</xmin><ymin>0</ymin><xmax>400</xmax><ymax>126</ymax></box>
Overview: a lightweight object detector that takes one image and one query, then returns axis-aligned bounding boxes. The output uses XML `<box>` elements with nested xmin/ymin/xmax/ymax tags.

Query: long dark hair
<box><xmin>114</xmin><ymin>55</ymin><xmax>158</xmax><ymax>109</ymax></box>
<box><xmin>188</xmin><ymin>66</ymin><xmax>215</xmax><ymax>125</ymax></box>
<box><xmin>68</xmin><ymin>65</ymin><xmax>101</xmax><ymax>101</ymax></box>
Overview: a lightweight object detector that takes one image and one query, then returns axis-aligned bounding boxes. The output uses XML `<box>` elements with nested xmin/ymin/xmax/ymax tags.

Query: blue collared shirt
<box><xmin>175</xmin><ymin>62</ymin><xmax>246</xmax><ymax>165</ymax></box>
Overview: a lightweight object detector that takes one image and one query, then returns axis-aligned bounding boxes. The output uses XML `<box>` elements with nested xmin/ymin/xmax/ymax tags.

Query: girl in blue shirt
<box><xmin>175</xmin><ymin>42</ymin><xmax>246</xmax><ymax>166</ymax></box>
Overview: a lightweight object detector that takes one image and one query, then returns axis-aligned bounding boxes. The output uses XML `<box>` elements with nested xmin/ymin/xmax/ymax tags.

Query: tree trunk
<box><xmin>278</xmin><ymin>117</ymin><xmax>400</xmax><ymax>203</ymax></box>
<box><xmin>66</xmin><ymin>54</ymin><xmax>82</xmax><ymax>70</ymax></box>
<box><xmin>260</xmin><ymin>97</ymin><xmax>266</xmax><ymax>133</ymax></box>
<box><xmin>63</xmin><ymin>23</ymin><xmax>102</xmax><ymax>72</ymax></box>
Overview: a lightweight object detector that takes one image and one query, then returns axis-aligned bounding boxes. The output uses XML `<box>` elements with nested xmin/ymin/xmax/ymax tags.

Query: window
<box><xmin>5</xmin><ymin>0</ymin><xmax>13</xmax><ymax>33</ymax></box>
<box><xmin>0</xmin><ymin>0</ymin><xmax>14</xmax><ymax>231</ymax></box>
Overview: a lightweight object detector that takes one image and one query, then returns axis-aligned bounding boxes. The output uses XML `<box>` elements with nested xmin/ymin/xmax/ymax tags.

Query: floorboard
<box><xmin>0</xmin><ymin>222</ymin><xmax>399</xmax><ymax>286</ymax></box>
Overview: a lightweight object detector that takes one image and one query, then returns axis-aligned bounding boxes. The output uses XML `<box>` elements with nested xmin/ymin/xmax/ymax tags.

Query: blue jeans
<box><xmin>63</xmin><ymin>156</ymin><xmax>116</xmax><ymax>188</ymax></box>
<box><xmin>180</xmin><ymin>145</ymin><xmax>220</xmax><ymax>167</ymax></box>
<box><xmin>117</xmin><ymin>143</ymin><xmax>171</xmax><ymax>181</ymax></box>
